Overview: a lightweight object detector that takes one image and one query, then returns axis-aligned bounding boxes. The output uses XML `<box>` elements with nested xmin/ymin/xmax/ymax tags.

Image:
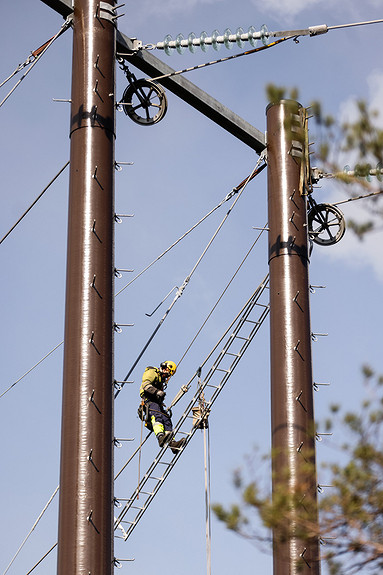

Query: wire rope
<box><xmin>0</xmin><ymin>340</ymin><xmax>64</xmax><ymax>399</ymax></box>
<box><xmin>1</xmin><ymin>164</ymin><xmax>261</xmax><ymax>399</ymax></box>
<box><xmin>25</xmin><ymin>543</ymin><xmax>57</xmax><ymax>575</ymax></box>
<box><xmin>2</xmin><ymin>486</ymin><xmax>59</xmax><ymax>575</ymax></box>
<box><xmin>332</xmin><ymin>188</ymin><xmax>383</xmax><ymax>207</ymax></box>
<box><xmin>115</xmin><ymin>156</ymin><xmax>266</xmax><ymax>398</ymax></box>
<box><xmin>0</xmin><ymin>161</ymin><xmax>70</xmax><ymax>246</ymax></box>
<box><xmin>115</xmin><ymin>184</ymin><xmax>249</xmax><ymax>297</ymax></box>
<box><xmin>204</xmin><ymin>424</ymin><xmax>212</xmax><ymax>575</ymax></box>
<box><xmin>0</xmin><ymin>18</ymin><xmax>72</xmax><ymax>108</ymax></box>
<box><xmin>176</xmin><ymin>220</ymin><xmax>268</xmax><ymax>369</ymax></box>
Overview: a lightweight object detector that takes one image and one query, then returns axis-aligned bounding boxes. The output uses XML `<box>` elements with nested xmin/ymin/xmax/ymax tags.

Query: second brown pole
<box><xmin>267</xmin><ymin>100</ymin><xmax>321</xmax><ymax>575</ymax></box>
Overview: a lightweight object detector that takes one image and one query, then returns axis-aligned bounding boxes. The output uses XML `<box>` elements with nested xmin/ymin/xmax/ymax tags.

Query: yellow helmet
<box><xmin>160</xmin><ymin>360</ymin><xmax>177</xmax><ymax>376</ymax></box>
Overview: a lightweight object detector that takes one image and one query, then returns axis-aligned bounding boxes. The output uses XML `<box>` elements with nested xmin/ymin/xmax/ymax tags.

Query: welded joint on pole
<box><xmin>87</xmin><ymin>449</ymin><xmax>100</xmax><ymax>471</ymax></box>
<box><xmin>89</xmin><ymin>389</ymin><xmax>102</xmax><ymax>413</ymax></box>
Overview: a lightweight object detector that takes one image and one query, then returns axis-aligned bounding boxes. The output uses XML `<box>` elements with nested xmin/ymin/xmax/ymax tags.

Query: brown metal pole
<box><xmin>266</xmin><ymin>100</ymin><xmax>320</xmax><ymax>575</ymax></box>
<box><xmin>57</xmin><ymin>1</ymin><xmax>116</xmax><ymax>573</ymax></box>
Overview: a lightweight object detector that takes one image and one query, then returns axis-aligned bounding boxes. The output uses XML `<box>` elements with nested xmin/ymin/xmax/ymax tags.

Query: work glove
<box><xmin>156</xmin><ymin>390</ymin><xmax>165</xmax><ymax>400</ymax></box>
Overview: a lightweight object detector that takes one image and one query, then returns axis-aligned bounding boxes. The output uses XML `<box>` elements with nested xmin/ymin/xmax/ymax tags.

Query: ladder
<box><xmin>114</xmin><ymin>274</ymin><xmax>270</xmax><ymax>541</ymax></box>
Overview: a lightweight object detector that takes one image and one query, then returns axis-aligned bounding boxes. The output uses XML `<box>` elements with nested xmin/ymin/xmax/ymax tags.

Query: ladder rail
<box><xmin>114</xmin><ymin>275</ymin><xmax>270</xmax><ymax>539</ymax></box>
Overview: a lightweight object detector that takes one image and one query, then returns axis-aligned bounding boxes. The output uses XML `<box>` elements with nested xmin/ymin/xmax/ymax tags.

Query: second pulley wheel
<box><xmin>308</xmin><ymin>203</ymin><xmax>346</xmax><ymax>246</ymax></box>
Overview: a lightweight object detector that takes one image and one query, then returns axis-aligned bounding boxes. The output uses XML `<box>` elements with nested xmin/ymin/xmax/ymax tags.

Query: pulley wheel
<box><xmin>121</xmin><ymin>79</ymin><xmax>167</xmax><ymax>125</ymax></box>
<box><xmin>308</xmin><ymin>203</ymin><xmax>346</xmax><ymax>246</ymax></box>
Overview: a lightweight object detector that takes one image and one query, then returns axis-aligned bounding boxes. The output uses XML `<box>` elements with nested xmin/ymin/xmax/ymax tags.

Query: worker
<box><xmin>139</xmin><ymin>361</ymin><xmax>186</xmax><ymax>454</ymax></box>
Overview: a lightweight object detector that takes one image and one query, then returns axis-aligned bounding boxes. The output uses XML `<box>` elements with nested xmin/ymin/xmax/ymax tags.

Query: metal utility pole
<box><xmin>57</xmin><ymin>1</ymin><xmax>116</xmax><ymax>573</ymax></box>
<box><xmin>267</xmin><ymin>100</ymin><xmax>320</xmax><ymax>574</ymax></box>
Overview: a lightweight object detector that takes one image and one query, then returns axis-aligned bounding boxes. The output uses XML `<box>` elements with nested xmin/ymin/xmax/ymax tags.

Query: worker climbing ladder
<box><xmin>114</xmin><ymin>274</ymin><xmax>270</xmax><ymax>541</ymax></box>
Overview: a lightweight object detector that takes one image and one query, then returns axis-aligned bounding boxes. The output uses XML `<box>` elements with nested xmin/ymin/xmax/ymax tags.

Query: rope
<box><xmin>176</xmin><ymin>220</ymin><xmax>268</xmax><ymax>369</ymax></box>
<box><xmin>137</xmin><ymin>401</ymin><xmax>145</xmax><ymax>499</ymax></box>
<box><xmin>115</xmin><ymin>157</ymin><xmax>266</xmax><ymax>398</ymax></box>
<box><xmin>2</xmin><ymin>486</ymin><xmax>59</xmax><ymax>575</ymax></box>
<box><xmin>0</xmin><ymin>340</ymin><xmax>64</xmax><ymax>399</ymax></box>
<box><xmin>115</xmin><ymin>184</ymin><xmax>246</xmax><ymax>297</ymax></box>
<box><xmin>135</xmin><ymin>36</ymin><xmax>293</xmax><ymax>84</ymax></box>
<box><xmin>204</xmin><ymin>424</ymin><xmax>212</xmax><ymax>575</ymax></box>
<box><xmin>332</xmin><ymin>188</ymin><xmax>383</xmax><ymax>207</ymax></box>
<box><xmin>25</xmin><ymin>543</ymin><xmax>58</xmax><ymax>575</ymax></box>
<box><xmin>0</xmin><ymin>161</ymin><xmax>70</xmax><ymax>246</ymax></box>
<box><xmin>0</xmin><ymin>18</ymin><xmax>72</xmax><ymax>108</ymax></box>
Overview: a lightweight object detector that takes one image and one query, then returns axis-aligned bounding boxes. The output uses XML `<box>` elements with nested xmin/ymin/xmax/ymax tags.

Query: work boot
<box><xmin>169</xmin><ymin>437</ymin><xmax>186</xmax><ymax>454</ymax></box>
<box><xmin>157</xmin><ymin>431</ymin><xmax>173</xmax><ymax>447</ymax></box>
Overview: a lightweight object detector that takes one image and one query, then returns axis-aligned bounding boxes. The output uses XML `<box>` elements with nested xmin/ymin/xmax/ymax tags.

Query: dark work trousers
<box><xmin>146</xmin><ymin>401</ymin><xmax>172</xmax><ymax>436</ymax></box>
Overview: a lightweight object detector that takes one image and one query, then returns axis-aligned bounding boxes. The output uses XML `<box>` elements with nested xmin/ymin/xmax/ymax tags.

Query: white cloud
<box><xmin>368</xmin><ymin>70</ymin><xmax>383</xmax><ymax>124</ymax></box>
<box><xmin>250</xmin><ymin>0</ymin><xmax>320</xmax><ymax>21</ymax></box>
<box><xmin>249</xmin><ymin>0</ymin><xmax>383</xmax><ymax>25</ymax></box>
<box><xmin>318</xmin><ymin>70</ymin><xmax>383</xmax><ymax>284</ymax></box>
<box><xmin>133</xmin><ymin>0</ymin><xmax>224</xmax><ymax>21</ymax></box>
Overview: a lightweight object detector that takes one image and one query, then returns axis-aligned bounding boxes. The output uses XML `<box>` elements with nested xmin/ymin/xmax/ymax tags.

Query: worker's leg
<box><xmin>147</xmin><ymin>402</ymin><xmax>173</xmax><ymax>446</ymax></box>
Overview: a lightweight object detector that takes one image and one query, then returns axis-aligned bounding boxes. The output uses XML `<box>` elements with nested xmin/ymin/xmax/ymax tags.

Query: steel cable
<box><xmin>0</xmin><ymin>161</ymin><xmax>70</xmax><ymax>246</ymax></box>
<box><xmin>115</xmin><ymin>157</ymin><xmax>266</xmax><ymax>398</ymax></box>
<box><xmin>0</xmin><ymin>18</ymin><xmax>72</xmax><ymax>108</ymax></box>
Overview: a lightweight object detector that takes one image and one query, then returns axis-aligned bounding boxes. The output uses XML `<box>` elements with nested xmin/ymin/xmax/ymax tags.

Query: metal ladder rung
<box><xmin>234</xmin><ymin>335</ymin><xmax>249</xmax><ymax>341</ymax></box>
<box><xmin>158</xmin><ymin>460</ymin><xmax>175</xmax><ymax>466</ymax></box>
<box><xmin>216</xmin><ymin>368</ymin><xmax>231</xmax><ymax>373</ymax></box>
<box><xmin>225</xmin><ymin>351</ymin><xmax>240</xmax><ymax>357</ymax></box>
<box><xmin>148</xmin><ymin>476</ymin><xmax>164</xmax><ymax>481</ymax></box>
<box><xmin>131</xmin><ymin>505</ymin><xmax>145</xmax><ymax>510</ymax></box>
<box><xmin>255</xmin><ymin>302</ymin><xmax>270</xmax><ymax>309</ymax></box>
<box><xmin>244</xmin><ymin>319</ymin><xmax>260</xmax><ymax>325</ymax></box>
<box><xmin>119</xmin><ymin>520</ymin><xmax>135</xmax><ymax>526</ymax></box>
<box><xmin>206</xmin><ymin>383</ymin><xmax>221</xmax><ymax>389</ymax></box>
<box><xmin>138</xmin><ymin>490</ymin><xmax>154</xmax><ymax>496</ymax></box>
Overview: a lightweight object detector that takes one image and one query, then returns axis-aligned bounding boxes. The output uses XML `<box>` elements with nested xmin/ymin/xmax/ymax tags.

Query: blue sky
<box><xmin>1</xmin><ymin>1</ymin><xmax>382</xmax><ymax>574</ymax></box>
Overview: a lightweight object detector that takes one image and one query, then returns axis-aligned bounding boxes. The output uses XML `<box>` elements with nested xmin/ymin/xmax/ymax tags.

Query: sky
<box><xmin>0</xmin><ymin>1</ymin><xmax>382</xmax><ymax>574</ymax></box>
